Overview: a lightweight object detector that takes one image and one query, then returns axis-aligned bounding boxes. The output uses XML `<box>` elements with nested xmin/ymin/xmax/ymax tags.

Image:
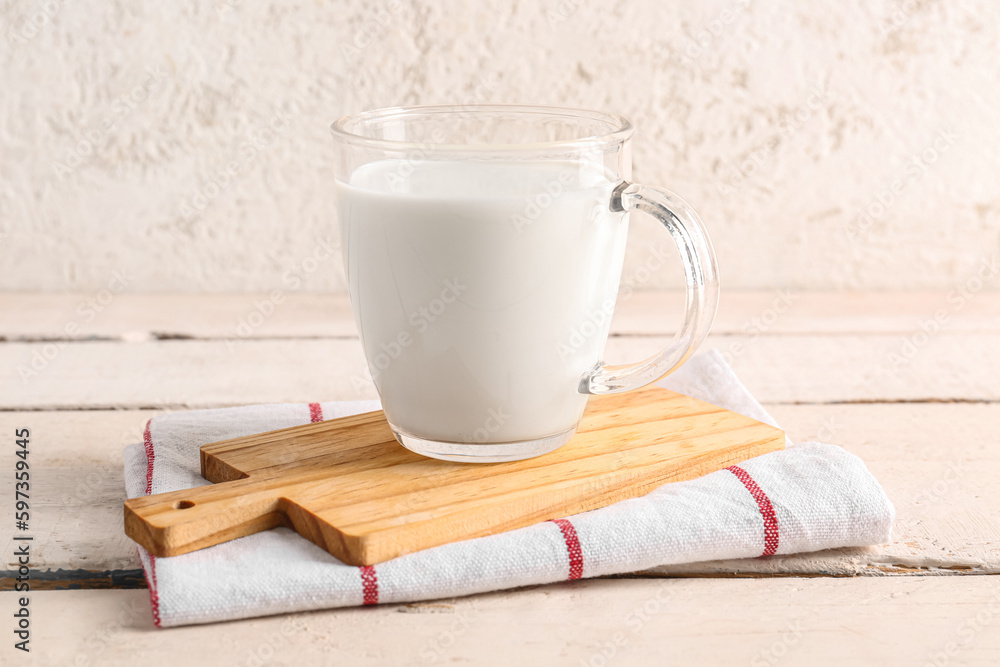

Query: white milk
<box><xmin>337</xmin><ymin>159</ymin><xmax>627</xmax><ymax>444</ymax></box>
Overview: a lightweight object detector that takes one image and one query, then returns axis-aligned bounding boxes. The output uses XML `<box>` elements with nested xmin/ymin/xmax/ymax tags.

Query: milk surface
<box><xmin>337</xmin><ymin>159</ymin><xmax>626</xmax><ymax>443</ymax></box>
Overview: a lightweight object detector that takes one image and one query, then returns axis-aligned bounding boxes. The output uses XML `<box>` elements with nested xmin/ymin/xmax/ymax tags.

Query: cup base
<box><xmin>388</xmin><ymin>424</ymin><xmax>577</xmax><ymax>463</ymax></box>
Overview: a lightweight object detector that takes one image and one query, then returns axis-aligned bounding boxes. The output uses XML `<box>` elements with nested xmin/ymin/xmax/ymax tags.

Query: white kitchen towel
<box><xmin>123</xmin><ymin>350</ymin><xmax>894</xmax><ymax>628</ymax></box>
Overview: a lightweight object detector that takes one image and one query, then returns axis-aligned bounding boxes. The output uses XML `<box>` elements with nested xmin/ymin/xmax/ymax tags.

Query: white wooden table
<box><xmin>2</xmin><ymin>291</ymin><xmax>999</xmax><ymax>665</ymax></box>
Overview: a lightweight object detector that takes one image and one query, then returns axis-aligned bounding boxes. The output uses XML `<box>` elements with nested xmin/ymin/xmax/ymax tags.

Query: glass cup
<box><xmin>331</xmin><ymin>105</ymin><xmax>719</xmax><ymax>462</ymax></box>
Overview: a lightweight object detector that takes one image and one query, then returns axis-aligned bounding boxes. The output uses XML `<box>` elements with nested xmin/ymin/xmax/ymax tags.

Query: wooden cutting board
<box><xmin>124</xmin><ymin>387</ymin><xmax>784</xmax><ymax>566</ymax></box>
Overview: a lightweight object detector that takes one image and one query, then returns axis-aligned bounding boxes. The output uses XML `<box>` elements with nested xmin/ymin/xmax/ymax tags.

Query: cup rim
<box><xmin>330</xmin><ymin>104</ymin><xmax>634</xmax><ymax>153</ymax></box>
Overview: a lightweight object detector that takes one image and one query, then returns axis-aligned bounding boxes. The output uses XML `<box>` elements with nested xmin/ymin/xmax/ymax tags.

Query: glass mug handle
<box><xmin>581</xmin><ymin>181</ymin><xmax>721</xmax><ymax>395</ymax></box>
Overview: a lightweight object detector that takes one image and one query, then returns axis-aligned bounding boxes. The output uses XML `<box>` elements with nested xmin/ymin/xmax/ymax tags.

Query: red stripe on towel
<box><xmin>551</xmin><ymin>519</ymin><xmax>584</xmax><ymax>580</ymax></box>
<box><xmin>143</xmin><ymin>419</ymin><xmax>155</xmax><ymax>496</ymax></box>
<box><xmin>141</xmin><ymin>420</ymin><xmax>162</xmax><ymax>627</ymax></box>
<box><xmin>360</xmin><ymin>566</ymin><xmax>379</xmax><ymax>605</ymax></box>
<box><xmin>146</xmin><ymin>554</ymin><xmax>162</xmax><ymax>628</ymax></box>
<box><xmin>726</xmin><ymin>465</ymin><xmax>779</xmax><ymax>557</ymax></box>
<box><xmin>309</xmin><ymin>403</ymin><xmax>324</xmax><ymax>423</ymax></box>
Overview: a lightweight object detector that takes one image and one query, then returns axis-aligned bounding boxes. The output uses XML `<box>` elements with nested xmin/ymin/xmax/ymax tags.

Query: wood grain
<box><xmin>5</xmin><ymin>332</ymin><xmax>999</xmax><ymax>410</ymax></box>
<box><xmin>6</xmin><ymin>291</ymin><xmax>1000</xmax><ymax>340</ymax></box>
<box><xmin>123</xmin><ymin>388</ymin><xmax>784</xmax><ymax>565</ymax></box>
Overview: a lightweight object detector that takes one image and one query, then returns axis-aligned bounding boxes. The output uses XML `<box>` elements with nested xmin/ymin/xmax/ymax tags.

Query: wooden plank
<box><xmin>607</xmin><ymin>333</ymin><xmax>1000</xmax><ymax>405</ymax></box>
<box><xmin>3</xmin><ymin>338</ymin><xmax>367</xmax><ymax>409</ymax></box>
<box><xmin>690</xmin><ymin>290</ymin><xmax>1000</xmax><ymax>335</ymax></box>
<box><xmin>125</xmin><ymin>388</ymin><xmax>782</xmax><ymax>564</ymax></box>
<box><xmin>0</xmin><ymin>293</ymin><xmax>358</xmax><ymax>340</ymax></box>
<box><xmin>5</xmin><ymin>291</ymin><xmax>1000</xmax><ymax>340</ymax></box>
<box><xmin>0</xmin><ymin>411</ymin><xmax>159</xmax><ymax>467</ymax></box>
<box><xmin>0</xmin><ymin>467</ymin><xmax>140</xmax><ymax>576</ymax></box>
<box><xmin>20</xmin><ymin>578</ymin><xmax>1000</xmax><ymax>665</ymax></box>
<box><xmin>614</xmin><ymin>290</ymin><xmax>1000</xmax><ymax>336</ymax></box>
<box><xmin>3</xmin><ymin>404</ymin><xmax>997</xmax><ymax>582</ymax></box>
<box><xmin>3</xmin><ymin>332</ymin><xmax>998</xmax><ymax>410</ymax></box>
<box><xmin>0</xmin><ymin>412</ymin><xmax>159</xmax><ymax>576</ymax></box>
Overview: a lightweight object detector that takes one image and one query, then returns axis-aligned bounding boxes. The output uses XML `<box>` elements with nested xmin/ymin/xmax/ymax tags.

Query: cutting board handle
<box><xmin>124</xmin><ymin>478</ymin><xmax>289</xmax><ymax>558</ymax></box>
<box><xmin>123</xmin><ymin>389</ymin><xmax>785</xmax><ymax>566</ymax></box>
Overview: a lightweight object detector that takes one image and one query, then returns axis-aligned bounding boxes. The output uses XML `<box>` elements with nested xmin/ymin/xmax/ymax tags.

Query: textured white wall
<box><xmin>2</xmin><ymin>0</ymin><xmax>999</xmax><ymax>292</ymax></box>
